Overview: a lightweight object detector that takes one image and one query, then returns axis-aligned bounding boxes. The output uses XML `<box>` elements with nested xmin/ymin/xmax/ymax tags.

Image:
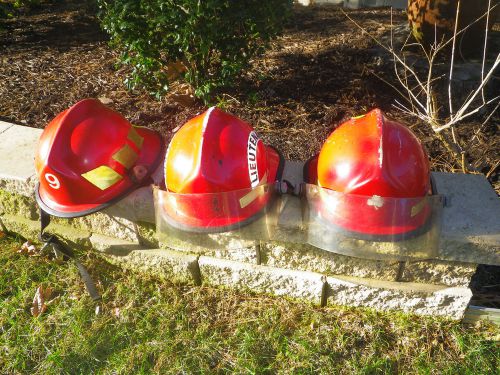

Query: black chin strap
<box><xmin>39</xmin><ymin>209</ymin><xmax>101</xmax><ymax>301</ymax></box>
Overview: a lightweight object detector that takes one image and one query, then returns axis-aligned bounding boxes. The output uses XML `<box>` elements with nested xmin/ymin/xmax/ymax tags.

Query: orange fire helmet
<box><xmin>162</xmin><ymin>107</ymin><xmax>284</xmax><ymax>232</ymax></box>
<box><xmin>304</xmin><ymin>108</ymin><xmax>432</xmax><ymax>238</ymax></box>
<box><xmin>35</xmin><ymin>99</ymin><xmax>164</xmax><ymax>217</ymax></box>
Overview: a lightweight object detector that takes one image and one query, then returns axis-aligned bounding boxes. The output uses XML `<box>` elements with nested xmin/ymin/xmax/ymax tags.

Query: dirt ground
<box><xmin>0</xmin><ymin>1</ymin><xmax>498</xmax><ymax>304</ymax></box>
<box><xmin>1</xmin><ymin>0</ymin><xmax>498</xmax><ymax>192</ymax></box>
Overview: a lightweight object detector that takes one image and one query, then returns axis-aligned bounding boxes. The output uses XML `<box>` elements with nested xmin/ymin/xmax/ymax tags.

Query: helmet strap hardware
<box><xmin>278</xmin><ymin>180</ymin><xmax>302</xmax><ymax>197</ymax></box>
<box><xmin>130</xmin><ymin>165</ymin><xmax>149</xmax><ymax>184</ymax></box>
<box><xmin>39</xmin><ymin>209</ymin><xmax>101</xmax><ymax>301</ymax></box>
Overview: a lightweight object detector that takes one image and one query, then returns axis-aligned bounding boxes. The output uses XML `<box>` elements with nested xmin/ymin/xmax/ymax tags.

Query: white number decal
<box><xmin>45</xmin><ymin>173</ymin><xmax>61</xmax><ymax>189</ymax></box>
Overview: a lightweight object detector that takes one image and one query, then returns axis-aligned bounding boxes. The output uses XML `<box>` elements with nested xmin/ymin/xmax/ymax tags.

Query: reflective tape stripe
<box><xmin>239</xmin><ymin>172</ymin><xmax>268</xmax><ymax>209</ymax></box>
<box><xmin>112</xmin><ymin>144</ymin><xmax>138</xmax><ymax>169</ymax></box>
<box><xmin>411</xmin><ymin>197</ymin><xmax>427</xmax><ymax>217</ymax></box>
<box><xmin>128</xmin><ymin>127</ymin><xmax>144</xmax><ymax>149</ymax></box>
<box><xmin>82</xmin><ymin>165</ymin><xmax>123</xmax><ymax>190</ymax></box>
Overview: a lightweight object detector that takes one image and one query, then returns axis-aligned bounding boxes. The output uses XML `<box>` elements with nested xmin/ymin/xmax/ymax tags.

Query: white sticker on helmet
<box><xmin>247</xmin><ymin>131</ymin><xmax>260</xmax><ymax>188</ymax></box>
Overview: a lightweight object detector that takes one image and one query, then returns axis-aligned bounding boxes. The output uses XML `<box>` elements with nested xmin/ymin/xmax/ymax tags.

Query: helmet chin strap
<box><xmin>39</xmin><ymin>209</ymin><xmax>101</xmax><ymax>301</ymax></box>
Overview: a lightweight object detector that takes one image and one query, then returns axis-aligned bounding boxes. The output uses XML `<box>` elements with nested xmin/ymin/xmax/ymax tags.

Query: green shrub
<box><xmin>0</xmin><ymin>0</ymin><xmax>41</xmax><ymax>19</ymax></box>
<box><xmin>98</xmin><ymin>0</ymin><xmax>293</xmax><ymax>102</ymax></box>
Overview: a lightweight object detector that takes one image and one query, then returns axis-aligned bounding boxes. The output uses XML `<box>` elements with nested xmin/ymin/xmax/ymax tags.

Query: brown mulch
<box><xmin>0</xmin><ymin>1</ymin><xmax>498</xmax><ymax>192</ymax></box>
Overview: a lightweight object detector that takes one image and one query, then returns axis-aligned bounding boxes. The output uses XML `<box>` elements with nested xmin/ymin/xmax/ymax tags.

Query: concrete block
<box><xmin>160</xmin><ymin>235</ymin><xmax>260</xmax><ymax>264</ymax></box>
<box><xmin>344</xmin><ymin>0</ymin><xmax>406</xmax><ymax>9</ymax></box>
<box><xmin>0</xmin><ymin>213</ymin><xmax>91</xmax><ymax>248</ymax></box>
<box><xmin>105</xmin><ymin>248</ymin><xmax>200</xmax><ymax>284</ymax></box>
<box><xmin>89</xmin><ymin>233</ymin><xmax>142</xmax><ymax>254</ymax></box>
<box><xmin>0</xmin><ymin>121</ymin><xmax>14</xmax><ymax>134</ymax></box>
<box><xmin>401</xmin><ymin>260</ymin><xmax>477</xmax><ymax>287</ymax></box>
<box><xmin>103</xmin><ymin>186</ymin><xmax>155</xmax><ymax>223</ymax></box>
<box><xmin>434</xmin><ymin>172</ymin><xmax>500</xmax><ymax>265</ymax></box>
<box><xmin>0</xmin><ymin>125</ymin><xmax>42</xmax><ymax>197</ymax></box>
<box><xmin>282</xmin><ymin>160</ymin><xmax>303</xmax><ymax>187</ymax></box>
<box><xmin>158</xmin><ymin>216</ymin><xmax>261</xmax><ymax>263</ymax></box>
<box><xmin>135</xmin><ymin>221</ymin><xmax>159</xmax><ymax>248</ymax></box>
<box><xmin>198</xmin><ymin>256</ymin><xmax>325</xmax><ymax>304</ymax></box>
<box><xmin>326</xmin><ymin>275</ymin><xmax>472</xmax><ymax>320</ymax></box>
<box><xmin>295</xmin><ymin>0</ymin><xmax>343</xmax><ymax>5</ymax></box>
<box><xmin>0</xmin><ymin>189</ymin><xmax>39</xmax><ymax>220</ymax></box>
<box><xmin>262</xmin><ymin>241</ymin><xmax>476</xmax><ymax>287</ymax></box>
<box><xmin>261</xmin><ymin>241</ymin><xmax>401</xmax><ymax>280</ymax></box>
<box><xmin>55</xmin><ymin>212</ymin><xmax>141</xmax><ymax>242</ymax></box>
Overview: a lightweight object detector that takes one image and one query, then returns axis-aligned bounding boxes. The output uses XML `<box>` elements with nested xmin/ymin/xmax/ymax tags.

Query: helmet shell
<box><xmin>35</xmin><ymin>99</ymin><xmax>164</xmax><ymax>217</ymax></box>
<box><xmin>305</xmin><ymin>108</ymin><xmax>431</xmax><ymax>237</ymax></box>
<box><xmin>163</xmin><ymin>107</ymin><xmax>283</xmax><ymax>231</ymax></box>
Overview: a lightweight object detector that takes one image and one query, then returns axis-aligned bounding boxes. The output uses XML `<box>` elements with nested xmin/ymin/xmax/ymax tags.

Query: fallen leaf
<box><xmin>98</xmin><ymin>97</ymin><xmax>113</xmax><ymax>105</ymax></box>
<box><xmin>171</xmin><ymin>93</ymin><xmax>196</xmax><ymax>107</ymax></box>
<box><xmin>165</xmin><ymin>60</ymin><xmax>187</xmax><ymax>81</ymax></box>
<box><xmin>168</xmin><ymin>83</ymin><xmax>196</xmax><ymax>107</ymax></box>
<box><xmin>0</xmin><ymin>231</ymin><xmax>5</xmax><ymax>239</ymax></box>
<box><xmin>30</xmin><ymin>286</ymin><xmax>53</xmax><ymax>317</ymax></box>
<box><xmin>18</xmin><ymin>241</ymin><xmax>39</xmax><ymax>256</ymax></box>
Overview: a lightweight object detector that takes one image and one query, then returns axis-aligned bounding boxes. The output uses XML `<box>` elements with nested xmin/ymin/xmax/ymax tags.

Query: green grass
<box><xmin>0</xmin><ymin>236</ymin><xmax>498</xmax><ymax>374</ymax></box>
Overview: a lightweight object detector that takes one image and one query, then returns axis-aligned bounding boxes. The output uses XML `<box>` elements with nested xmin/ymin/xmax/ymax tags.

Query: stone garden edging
<box><xmin>1</xmin><ymin>121</ymin><xmax>499</xmax><ymax>320</ymax></box>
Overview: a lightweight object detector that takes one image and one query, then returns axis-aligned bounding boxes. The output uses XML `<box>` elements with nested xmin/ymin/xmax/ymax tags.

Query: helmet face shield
<box><xmin>155</xmin><ymin>184</ymin><xmax>281</xmax><ymax>251</ymax></box>
<box><xmin>303</xmin><ymin>183</ymin><xmax>444</xmax><ymax>261</ymax></box>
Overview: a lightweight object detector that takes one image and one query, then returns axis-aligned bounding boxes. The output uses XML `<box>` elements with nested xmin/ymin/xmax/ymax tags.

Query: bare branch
<box><xmin>481</xmin><ymin>0</ymin><xmax>492</xmax><ymax>104</ymax></box>
<box><xmin>448</xmin><ymin>0</ymin><xmax>460</xmax><ymax>117</ymax></box>
<box><xmin>451</xmin><ymin>55</ymin><xmax>500</xmax><ymax>123</ymax></box>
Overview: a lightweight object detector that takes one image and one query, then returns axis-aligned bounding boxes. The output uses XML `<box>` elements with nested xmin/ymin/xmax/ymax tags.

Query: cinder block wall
<box><xmin>1</xmin><ymin>121</ymin><xmax>499</xmax><ymax>319</ymax></box>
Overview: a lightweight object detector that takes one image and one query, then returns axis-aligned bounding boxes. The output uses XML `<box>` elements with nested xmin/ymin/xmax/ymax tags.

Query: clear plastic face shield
<box><xmin>155</xmin><ymin>183</ymin><xmax>445</xmax><ymax>262</ymax></box>
<box><xmin>154</xmin><ymin>184</ymin><xmax>281</xmax><ymax>252</ymax></box>
<box><xmin>302</xmin><ymin>184</ymin><xmax>445</xmax><ymax>261</ymax></box>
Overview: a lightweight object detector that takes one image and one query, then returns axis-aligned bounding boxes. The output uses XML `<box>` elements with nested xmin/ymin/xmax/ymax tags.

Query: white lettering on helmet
<box><xmin>247</xmin><ymin>131</ymin><xmax>260</xmax><ymax>188</ymax></box>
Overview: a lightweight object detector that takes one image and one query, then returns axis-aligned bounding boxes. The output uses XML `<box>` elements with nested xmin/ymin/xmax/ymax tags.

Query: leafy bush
<box><xmin>98</xmin><ymin>0</ymin><xmax>293</xmax><ymax>101</ymax></box>
<box><xmin>0</xmin><ymin>0</ymin><xmax>41</xmax><ymax>19</ymax></box>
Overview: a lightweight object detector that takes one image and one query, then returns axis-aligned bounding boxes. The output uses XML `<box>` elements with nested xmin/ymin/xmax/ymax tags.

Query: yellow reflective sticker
<box><xmin>81</xmin><ymin>166</ymin><xmax>123</xmax><ymax>190</ymax></box>
<box><xmin>128</xmin><ymin>126</ymin><xmax>144</xmax><ymax>149</ymax></box>
<box><xmin>112</xmin><ymin>144</ymin><xmax>138</xmax><ymax>169</ymax></box>
<box><xmin>410</xmin><ymin>198</ymin><xmax>427</xmax><ymax>217</ymax></box>
<box><xmin>351</xmin><ymin>114</ymin><xmax>366</xmax><ymax>120</ymax></box>
<box><xmin>239</xmin><ymin>173</ymin><xmax>268</xmax><ymax>209</ymax></box>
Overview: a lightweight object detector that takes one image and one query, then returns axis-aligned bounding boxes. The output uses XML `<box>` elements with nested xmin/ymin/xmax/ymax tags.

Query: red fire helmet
<box><xmin>304</xmin><ymin>108</ymin><xmax>432</xmax><ymax>238</ymax></box>
<box><xmin>35</xmin><ymin>99</ymin><xmax>164</xmax><ymax>217</ymax></box>
<box><xmin>163</xmin><ymin>107</ymin><xmax>283</xmax><ymax>232</ymax></box>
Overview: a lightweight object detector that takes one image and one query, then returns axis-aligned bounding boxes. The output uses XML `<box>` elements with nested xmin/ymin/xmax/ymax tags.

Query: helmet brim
<box><xmin>36</xmin><ymin>127</ymin><xmax>164</xmax><ymax>218</ymax></box>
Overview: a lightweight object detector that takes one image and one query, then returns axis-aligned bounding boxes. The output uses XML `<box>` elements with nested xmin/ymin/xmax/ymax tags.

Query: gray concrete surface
<box><xmin>105</xmin><ymin>248</ymin><xmax>201</xmax><ymax>285</ymax></box>
<box><xmin>0</xmin><ymin>125</ymin><xmax>42</xmax><ymax>196</ymax></box>
<box><xmin>198</xmin><ymin>256</ymin><xmax>325</xmax><ymax>305</ymax></box>
<box><xmin>326</xmin><ymin>276</ymin><xmax>472</xmax><ymax>319</ymax></box>
<box><xmin>0</xmin><ymin>121</ymin><xmax>14</xmax><ymax>134</ymax></box>
<box><xmin>434</xmin><ymin>172</ymin><xmax>500</xmax><ymax>264</ymax></box>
